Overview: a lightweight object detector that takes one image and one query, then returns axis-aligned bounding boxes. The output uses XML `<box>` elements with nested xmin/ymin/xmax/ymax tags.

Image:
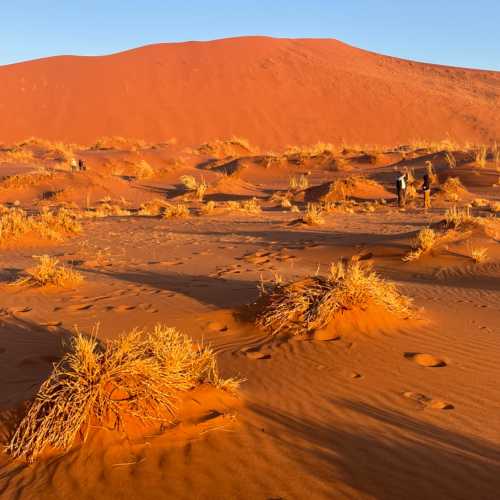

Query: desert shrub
<box><xmin>200</xmin><ymin>200</ymin><xmax>216</xmax><ymax>215</ymax></box>
<box><xmin>403</xmin><ymin>227</ymin><xmax>438</xmax><ymax>262</ymax></box>
<box><xmin>7</xmin><ymin>325</ymin><xmax>240</xmax><ymax>461</ymax></box>
<box><xmin>133</xmin><ymin>160</ymin><xmax>154</xmax><ymax>179</ymax></box>
<box><xmin>0</xmin><ymin>149</ymin><xmax>35</xmax><ymax>164</ymax></box>
<box><xmin>289</xmin><ymin>175</ymin><xmax>309</xmax><ymax>191</ymax></box>
<box><xmin>281</xmin><ymin>198</ymin><xmax>292</xmax><ymax>209</ymax></box>
<box><xmin>444</xmin><ymin>151</ymin><xmax>457</xmax><ymax>169</ymax></box>
<box><xmin>179</xmin><ymin>175</ymin><xmax>198</xmax><ymax>190</ymax></box>
<box><xmin>0</xmin><ymin>207</ymin><xmax>81</xmax><ymax>243</ymax></box>
<box><xmin>13</xmin><ymin>255</ymin><xmax>83</xmax><ymax>288</ymax></box>
<box><xmin>444</xmin><ymin>206</ymin><xmax>474</xmax><ymax>229</ymax></box>
<box><xmin>474</xmin><ymin>147</ymin><xmax>487</xmax><ymax>168</ymax></box>
<box><xmin>240</xmin><ymin>198</ymin><xmax>261</xmax><ymax>214</ymax></box>
<box><xmin>255</xmin><ymin>261</ymin><xmax>412</xmax><ymax>335</ymax></box>
<box><xmin>469</xmin><ymin>246</ymin><xmax>488</xmax><ymax>263</ymax></box>
<box><xmin>302</xmin><ymin>203</ymin><xmax>324</xmax><ymax>225</ymax></box>
<box><xmin>163</xmin><ymin>203</ymin><xmax>190</xmax><ymax>218</ymax></box>
<box><xmin>90</xmin><ymin>136</ymin><xmax>150</xmax><ymax>151</ymax></box>
<box><xmin>138</xmin><ymin>198</ymin><xmax>171</xmax><ymax>216</ymax></box>
<box><xmin>440</xmin><ymin>177</ymin><xmax>467</xmax><ymax>201</ymax></box>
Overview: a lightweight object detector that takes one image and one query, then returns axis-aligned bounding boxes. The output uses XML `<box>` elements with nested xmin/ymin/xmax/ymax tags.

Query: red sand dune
<box><xmin>0</xmin><ymin>36</ymin><xmax>499</xmax><ymax>148</ymax></box>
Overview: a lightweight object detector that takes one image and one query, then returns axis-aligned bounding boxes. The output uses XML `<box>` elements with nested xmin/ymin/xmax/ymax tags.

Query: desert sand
<box><xmin>0</xmin><ymin>37</ymin><xmax>500</xmax><ymax>147</ymax></box>
<box><xmin>0</xmin><ymin>136</ymin><xmax>499</xmax><ymax>499</ymax></box>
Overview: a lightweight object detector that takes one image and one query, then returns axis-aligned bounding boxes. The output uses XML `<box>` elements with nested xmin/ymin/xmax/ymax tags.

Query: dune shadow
<box><xmin>248</xmin><ymin>398</ymin><xmax>500</xmax><ymax>500</ymax></box>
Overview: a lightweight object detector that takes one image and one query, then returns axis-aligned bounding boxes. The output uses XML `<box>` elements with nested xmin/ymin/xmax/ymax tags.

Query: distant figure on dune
<box><xmin>70</xmin><ymin>158</ymin><xmax>78</xmax><ymax>172</ymax></box>
<box><xmin>422</xmin><ymin>173</ymin><xmax>431</xmax><ymax>209</ymax></box>
<box><xmin>78</xmin><ymin>159</ymin><xmax>86</xmax><ymax>172</ymax></box>
<box><xmin>396</xmin><ymin>172</ymin><xmax>407</xmax><ymax>208</ymax></box>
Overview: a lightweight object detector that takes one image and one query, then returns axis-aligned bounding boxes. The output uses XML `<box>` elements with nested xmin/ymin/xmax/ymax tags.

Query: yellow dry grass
<box><xmin>469</xmin><ymin>246</ymin><xmax>488</xmax><ymax>264</ymax></box>
<box><xmin>403</xmin><ymin>227</ymin><xmax>439</xmax><ymax>262</ymax></box>
<box><xmin>7</xmin><ymin>325</ymin><xmax>240</xmax><ymax>462</ymax></box>
<box><xmin>0</xmin><ymin>206</ymin><xmax>81</xmax><ymax>243</ymax></box>
<box><xmin>12</xmin><ymin>255</ymin><xmax>83</xmax><ymax>288</ymax></box>
<box><xmin>255</xmin><ymin>261</ymin><xmax>412</xmax><ymax>335</ymax></box>
<box><xmin>163</xmin><ymin>203</ymin><xmax>190</xmax><ymax>218</ymax></box>
<box><xmin>302</xmin><ymin>203</ymin><xmax>324</xmax><ymax>225</ymax></box>
<box><xmin>289</xmin><ymin>175</ymin><xmax>309</xmax><ymax>191</ymax></box>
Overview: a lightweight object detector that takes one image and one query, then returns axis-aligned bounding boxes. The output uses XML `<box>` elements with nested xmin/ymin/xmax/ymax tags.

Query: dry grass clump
<box><xmin>440</xmin><ymin>177</ymin><xmax>468</xmax><ymax>201</ymax></box>
<box><xmin>425</xmin><ymin>161</ymin><xmax>438</xmax><ymax>185</ymax></box>
<box><xmin>289</xmin><ymin>174</ymin><xmax>309</xmax><ymax>191</ymax></box>
<box><xmin>12</xmin><ymin>255</ymin><xmax>83</xmax><ymax>288</ymax></box>
<box><xmin>444</xmin><ymin>151</ymin><xmax>457</xmax><ymax>169</ymax></box>
<box><xmin>7</xmin><ymin>325</ymin><xmax>240</xmax><ymax>462</ymax></box>
<box><xmin>163</xmin><ymin>203</ymin><xmax>190</xmax><ymax>218</ymax></box>
<box><xmin>469</xmin><ymin>246</ymin><xmax>488</xmax><ymax>264</ymax></box>
<box><xmin>403</xmin><ymin>227</ymin><xmax>439</xmax><ymax>262</ymax></box>
<box><xmin>444</xmin><ymin>206</ymin><xmax>475</xmax><ymax>229</ymax></box>
<box><xmin>200</xmin><ymin>200</ymin><xmax>216</xmax><ymax>215</ymax></box>
<box><xmin>0</xmin><ymin>169</ymin><xmax>54</xmax><ymax>190</ymax></box>
<box><xmin>86</xmin><ymin>203</ymin><xmax>131</xmax><ymax>218</ymax></box>
<box><xmin>180</xmin><ymin>175</ymin><xmax>208</xmax><ymax>201</ymax></box>
<box><xmin>474</xmin><ymin>146</ymin><xmax>488</xmax><ymax>168</ymax></box>
<box><xmin>255</xmin><ymin>261</ymin><xmax>412</xmax><ymax>335</ymax></box>
<box><xmin>0</xmin><ymin>206</ymin><xmax>81</xmax><ymax>243</ymax></box>
<box><xmin>138</xmin><ymin>198</ymin><xmax>171</xmax><ymax>216</ymax></box>
<box><xmin>222</xmin><ymin>198</ymin><xmax>261</xmax><ymax>214</ymax></box>
<box><xmin>0</xmin><ymin>149</ymin><xmax>35</xmax><ymax>164</ymax></box>
<box><xmin>301</xmin><ymin>203</ymin><xmax>324</xmax><ymax>225</ymax></box>
<box><xmin>132</xmin><ymin>160</ymin><xmax>154</xmax><ymax>179</ymax></box>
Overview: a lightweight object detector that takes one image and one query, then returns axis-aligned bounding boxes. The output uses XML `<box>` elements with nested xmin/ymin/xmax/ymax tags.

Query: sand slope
<box><xmin>1</xmin><ymin>36</ymin><xmax>499</xmax><ymax>148</ymax></box>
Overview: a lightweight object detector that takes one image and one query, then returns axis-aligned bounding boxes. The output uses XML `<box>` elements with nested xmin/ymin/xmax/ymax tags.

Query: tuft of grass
<box><xmin>163</xmin><ymin>203</ymin><xmax>190</xmax><ymax>218</ymax></box>
<box><xmin>12</xmin><ymin>255</ymin><xmax>83</xmax><ymax>288</ymax></box>
<box><xmin>0</xmin><ymin>206</ymin><xmax>81</xmax><ymax>244</ymax></box>
<box><xmin>133</xmin><ymin>160</ymin><xmax>154</xmax><ymax>179</ymax></box>
<box><xmin>289</xmin><ymin>175</ymin><xmax>309</xmax><ymax>191</ymax></box>
<box><xmin>444</xmin><ymin>206</ymin><xmax>474</xmax><ymax>229</ymax></box>
<box><xmin>474</xmin><ymin>147</ymin><xmax>487</xmax><ymax>168</ymax></box>
<box><xmin>469</xmin><ymin>246</ymin><xmax>488</xmax><ymax>264</ymax></box>
<box><xmin>425</xmin><ymin>161</ymin><xmax>438</xmax><ymax>185</ymax></box>
<box><xmin>444</xmin><ymin>151</ymin><xmax>457</xmax><ymax>169</ymax></box>
<box><xmin>255</xmin><ymin>261</ymin><xmax>412</xmax><ymax>335</ymax></box>
<box><xmin>302</xmin><ymin>203</ymin><xmax>324</xmax><ymax>225</ymax></box>
<box><xmin>180</xmin><ymin>175</ymin><xmax>198</xmax><ymax>191</ymax></box>
<box><xmin>138</xmin><ymin>199</ymin><xmax>171</xmax><ymax>216</ymax></box>
<box><xmin>7</xmin><ymin>324</ymin><xmax>240</xmax><ymax>462</ymax></box>
<box><xmin>440</xmin><ymin>177</ymin><xmax>467</xmax><ymax>201</ymax></box>
<box><xmin>403</xmin><ymin>227</ymin><xmax>438</xmax><ymax>262</ymax></box>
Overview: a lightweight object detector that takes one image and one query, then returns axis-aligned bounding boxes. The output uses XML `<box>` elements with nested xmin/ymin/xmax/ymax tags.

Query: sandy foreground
<box><xmin>0</xmin><ymin>143</ymin><xmax>499</xmax><ymax>499</ymax></box>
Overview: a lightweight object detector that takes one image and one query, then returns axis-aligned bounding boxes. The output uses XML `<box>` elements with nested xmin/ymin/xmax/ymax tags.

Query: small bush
<box><xmin>469</xmin><ymin>246</ymin><xmax>488</xmax><ymax>263</ymax></box>
<box><xmin>256</xmin><ymin>261</ymin><xmax>412</xmax><ymax>335</ymax></box>
<box><xmin>7</xmin><ymin>325</ymin><xmax>240</xmax><ymax>461</ymax></box>
<box><xmin>13</xmin><ymin>255</ymin><xmax>83</xmax><ymax>287</ymax></box>
<box><xmin>163</xmin><ymin>203</ymin><xmax>190</xmax><ymax>218</ymax></box>
<box><xmin>474</xmin><ymin>147</ymin><xmax>487</xmax><ymax>168</ymax></box>
<box><xmin>403</xmin><ymin>227</ymin><xmax>438</xmax><ymax>262</ymax></box>
<box><xmin>302</xmin><ymin>203</ymin><xmax>324</xmax><ymax>225</ymax></box>
<box><xmin>444</xmin><ymin>206</ymin><xmax>474</xmax><ymax>229</ymax></box>
<box><xmin>289</xmin><ymin>175</ymin><xmax>309</xmax><ymax>191</ymax></box>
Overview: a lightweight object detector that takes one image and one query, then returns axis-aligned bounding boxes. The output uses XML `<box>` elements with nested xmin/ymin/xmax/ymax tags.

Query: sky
<box><xmin>1</xmin><ymin>1</ymin><xmax>499</xmax><ymax>70</ymax></box>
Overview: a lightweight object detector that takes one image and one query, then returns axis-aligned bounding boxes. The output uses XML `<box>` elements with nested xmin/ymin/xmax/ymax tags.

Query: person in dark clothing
<box><xmin>396</xmin><ymin>172</ymin><xmax>407</xmax><ymax>208</ymax></box>
<box><xmin>78</xmin><ymin>159</ymin><xmax>86</xmax><ymax>172</ymax></box>
<box><xmin>422</xmin><ymin>173</ymin><xmax>431</xmax><ymax>209</ymax></box>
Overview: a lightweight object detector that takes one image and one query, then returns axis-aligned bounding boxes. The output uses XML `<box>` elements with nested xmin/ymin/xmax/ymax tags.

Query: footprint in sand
<box><xmin>404</xmin><ymin>352</ymin><xmax>447</xmax><ymax>367</ymax></box>
<box><xmin>105</xmin><ymin>304</ymin><xmax>137</xmax><ymax>312</ymax></box>
<box><xmin>244</xmin><ymin>348</ymin><xmax>271</xmax><ymax>360</ymax></box>
<box><xmin>403</xmin><ymin>392</ymin><xmax>454</xmax><ymax>410</ymax></box>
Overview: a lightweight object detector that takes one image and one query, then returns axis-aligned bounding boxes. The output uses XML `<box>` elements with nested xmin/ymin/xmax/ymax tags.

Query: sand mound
<box><xmin>302</xmin><ymin>176</ymin><xmax>389</xmax><ymax>203</ymax></box>
<box><xmin>1</xmin><ymin>37</ymin><xmax>499</xmax><ymax>147</ymax></box>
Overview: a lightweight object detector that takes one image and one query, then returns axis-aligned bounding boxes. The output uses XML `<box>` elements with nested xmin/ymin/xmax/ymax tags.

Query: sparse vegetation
<box><xmin>12</xmin><ymin>255</ymin><xmax>83</xmax><ymax>288</ymax></box>
<box><xmin>474</xmin><ymin>146</ymin><xmax>487</xmax><ymax>168</ymax></box>
<box><xmin>444</xmin><ymin>151</ymin><xmax>457</xmax><ymax>169</ymax></box>
<box><xmin>302</xmin><ymin>203</ymin><xmax>324</xmax><ymax>225</ymax></box>
<box><xmin>469</xmin><ymin>246</ymin><xmax>488</xmax><ymax>264</ymax></box>
<box><xmin>289</xmin><ymin>175</ymin><xmax>309</xmax><ymax>191</ymax></box>
<box><xmin>163</xmin><ymin>203</ymin><xmax>190</xmax><ymax>218</ymax></box>
<box><xmin>440</xmin><ymin>177</ymin><xmax>467</xmax><ymax>201</ymax></box>
<box><xmin>255</xmin><ymin>261</ymin><xmax>412</xmax><ymax>335</ymax></box>
<box><xmin>7</xmin><ymin>325</ymin><xmax>240</xmax><ymax>462</ymax></box>
<box><xmin>0</xmin><ymin>206</ymin><xmax>81</xmax><ymax>244</ymax></box>
<box><xmin>403</xmin><ymin>227</ymin><xmax>439</xmax><ymax>262</ymax></box>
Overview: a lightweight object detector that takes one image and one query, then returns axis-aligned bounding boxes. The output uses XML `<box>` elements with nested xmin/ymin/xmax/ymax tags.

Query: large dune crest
<box><xmin>0</xmin><ymin>36</ymin><xmax>499</xmax><ymax>148</ymax></box>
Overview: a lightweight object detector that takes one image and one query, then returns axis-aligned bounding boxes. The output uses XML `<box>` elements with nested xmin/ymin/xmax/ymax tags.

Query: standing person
<box><xmin>78</xmin><ymin>159</ymin><xmax>86</xmax><ymax>172</ymax></box>
<box><xmin>396</xmin><ymin>172</ymin><xmax>407</xmax><ymax>208</ymax></box>
<box><xmin>422</xmin><ymin>173</ymin><xmax>431</xmax><ymax>209</ymax></box>
<box><xmin>70</xmin><ymin>158</ymin><xmax>78</xmax><ymax>172</ymax></box>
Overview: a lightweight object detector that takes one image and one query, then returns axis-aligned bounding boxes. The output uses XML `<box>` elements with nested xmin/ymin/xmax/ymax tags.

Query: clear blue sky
<box><xmin>2</xmin><ymin>1</ymin><xmax>499</xmax><ymax>70</ymax></box>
